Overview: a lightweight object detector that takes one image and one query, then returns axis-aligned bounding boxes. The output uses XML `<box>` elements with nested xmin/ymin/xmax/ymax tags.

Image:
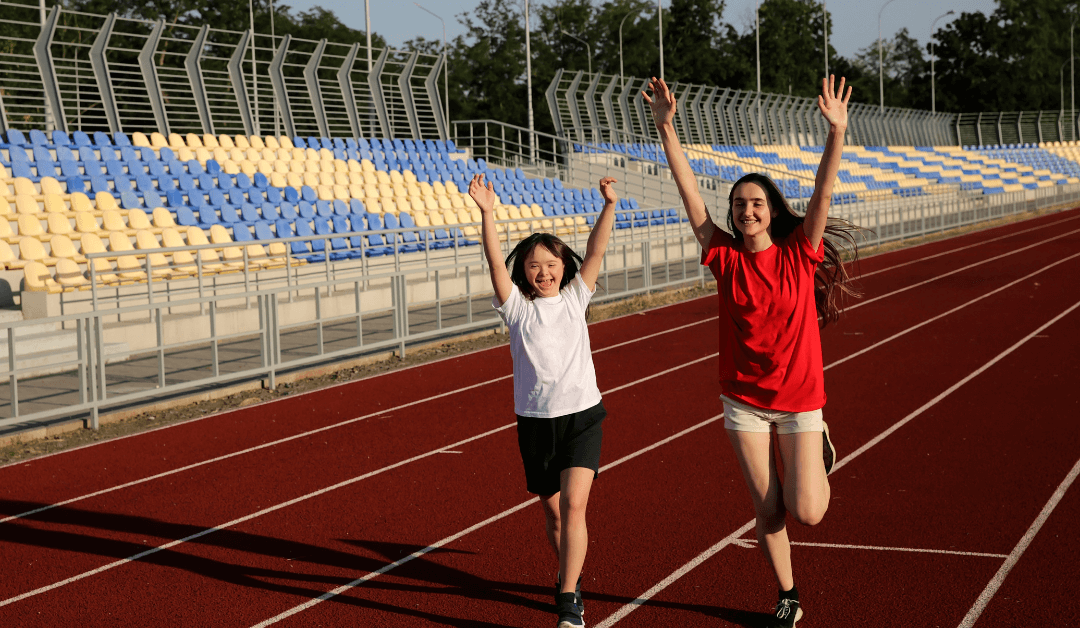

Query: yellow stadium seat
<box><xmin>160</xmin><ymin>228</ymin><xmax>198</xmax><ymax>275</ymax></box>
<box><xmin>108</xmin><ymin>232</ymin><xmax>150</xmax><ymax>280</ymax></box>
<box><xmin>187</xmin><ymin>226</ymin><xmax>237</xmax><ymax>272</ymax></box>
<box><xmin>55</xmin><ymin>258</ymin><xmax>90</xmax><ymax>290</ymax></box>
<box><xmin>264</xmin><ymin>135</ymin><xmax>281</xmax><ymax>150</ymax></box>
<box><xmin>75</xmin><ymin>211</ymin><xmax>103</xmax><ymax>234</ymax></box>
<box><xmin>186</xmin><ymin>133</ymin><xmax>204</xmax><ymax>149</ymax></box>
<box><xmin>47</xmin><ymin>213</ymin><xmax>73</xmax><ymax>237</ymax></box>
<box><xmin>360</xmin><ymin>159</ymin><xmax>375</xmax><ymax>172</ymax></box>
<box><xmin>49</xmin><ymin>234</ymin><xmax>84</xmax><ymax>263</ymax></box>
<box><xmin>249</xmin><ymin>136</ymin><xmax>266</xmax><ymax>150</ymax></box>
<box><xmin>127</xmin><ymin>209</ymin><xmax>158</xmax><ymax>234</ymax></box>
<box><xmin>40</xmin><ymin>178</ymin><xmax>65</xmax><ymax>197</ymax></box>
<box><xmin>17</xmin><ymin>214</ymin><xmax>49</xmax><ymax>241</ymax></box>
<box><xmin>347</xmin><ymin>159</ymin><xmax>362</xmax><ymax>173</ymax></box>
<box><xmin>0</xmin><ymin>199</ymin><xmax>12</xmax><ymax>218</ymax></box>
<box><xmin>101</xmin><ymin>209</ymin><xmax>135</xmax><ymax>236</ymax></box>
<box><xmin>0</xmin><ymin>218</ymin><xmax>16</xmax><ymax>243</ymax></box>
<box><xmin>217</xmin><ymin>135</ymin><xmax>235</xmax><ymax>150</ymax></box>
<box><xmin>201</xmin><ymin>134</ymin><xmax>219</xmax><ymax>149</ymax></box>
<box><xmin>131</xmin><ymin>132</ymin><xmax>151</xmax><ymax>147</ymax></box>
<box><xmin>23</xmin><ymin>261</ymin><xmax>60</xmax><ymax>293</ymax></box>
<box><xmin>79</xmin><ymin>233</ymin><xmax>119</xmax><ymax>284</ymax></box>
<box><xmin>233</xmin><ymin>135</ymin><xmax>250</xmax><ymax>150</ymax></box>
<box><xmin>135</xmin><ymin>230</ymin><xmax>182</xmax><ymax>277</ymax></box>
<box><xmin>18</xmin><ymin>236</ymin><xmax>58</xmax><ymax>265</ymax></box>
<box><xmin>0</xmin><ymin>240</ymin><xmax>25</xmax><ymax>269</ymax></box>
<box><xmin>270</xmin><ymin>173</ymin><xmax>289</xmax><ymax>188</ymax></box>
<box><xmin>149</xmin><ymin>132</ymin><xmax>168</xmax><ymax>149</ymax></box>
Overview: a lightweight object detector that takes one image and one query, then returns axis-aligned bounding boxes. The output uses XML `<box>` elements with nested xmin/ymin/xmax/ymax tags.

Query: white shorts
<box><xmin>721</xmin><ymin>395</ymin><xmax>823</xmax><ymax>435</ymax></box>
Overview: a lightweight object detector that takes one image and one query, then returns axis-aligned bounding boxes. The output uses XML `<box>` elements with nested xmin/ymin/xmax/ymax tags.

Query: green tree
<box><xmin>741</xmin><ymin>0</ymin><xmax>832</xmax><ymax>98</ymax></box>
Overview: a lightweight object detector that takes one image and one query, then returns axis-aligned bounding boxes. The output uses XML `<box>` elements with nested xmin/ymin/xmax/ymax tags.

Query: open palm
<box><xmin>818</xmin><ymin>75</ymin><xmax>851</xmax><ymax>128</ymax></box>
<box><xmin>642</xmin><ymin>77</ymin><xmax>676</xmax><ymax>127</ymax></box>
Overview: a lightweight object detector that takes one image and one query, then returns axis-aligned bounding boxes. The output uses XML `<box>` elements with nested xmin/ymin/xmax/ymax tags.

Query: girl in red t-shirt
<box><xmin>645</xmin><ymin>75</ymin><xmax>862</xmax><ymax>628</ymax></box>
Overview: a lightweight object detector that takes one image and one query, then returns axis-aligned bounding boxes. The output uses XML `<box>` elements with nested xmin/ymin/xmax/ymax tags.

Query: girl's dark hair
<box><xmin>505</xmin><ymin>232</ymin><xmax>584</xmax><ymax>298</ymax></box>
<box><xmin>727</xmin><ymin>172</ymin><xmax>863</xmax><ymax>326</ymax></box>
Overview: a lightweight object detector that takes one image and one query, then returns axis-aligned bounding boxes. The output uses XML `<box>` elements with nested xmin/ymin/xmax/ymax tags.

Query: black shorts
<box><xmin>516</xmin><ymin>401</ymin><xmax>606</xmax><ymax>496</ymax></box>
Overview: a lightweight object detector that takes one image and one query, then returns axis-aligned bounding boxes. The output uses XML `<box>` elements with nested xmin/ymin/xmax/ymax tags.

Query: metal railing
<box><xmin>0</xmin><ymin>0</ymin><xmax>446</xmax><ymax>139</ymax></box>
<box><xmin>0</xmin><ymin>222</ymin><xmax>704</xmax><ymax>429</ymax></box>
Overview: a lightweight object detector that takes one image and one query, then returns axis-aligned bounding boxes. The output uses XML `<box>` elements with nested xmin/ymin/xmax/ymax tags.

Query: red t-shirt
<box><xmin>702</xmin><ymin>224</ymin><xmax>826</xmax><ymax>412</ymax></box>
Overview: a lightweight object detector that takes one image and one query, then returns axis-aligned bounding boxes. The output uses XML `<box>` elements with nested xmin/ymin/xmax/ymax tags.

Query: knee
<box><xmin>790</xmin><ymin>500</ymin><xmax>828</xmax><ymax>527</ymax></box>
<box><xmin>560</xmin><ymin>493</ymin><xmax>589</xmax><ymax>521</ymax></box>
<box><xmin>755</xmin><ymin>501</ymin><xmax>787</xmax><ymax>534</ymax></box>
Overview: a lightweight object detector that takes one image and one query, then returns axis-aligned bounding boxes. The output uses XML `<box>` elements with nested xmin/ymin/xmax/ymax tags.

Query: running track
<box><xmin>2</xmin><ymin>209</ymin><xmax>1079</xmax><ymax>627</ymax></box>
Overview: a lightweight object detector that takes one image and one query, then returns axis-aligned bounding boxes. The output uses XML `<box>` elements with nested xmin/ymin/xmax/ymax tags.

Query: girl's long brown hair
<box><xmin>727</xmin><ymin>173</ymin><xmax>862</xmax><ymax>326</ymax></box>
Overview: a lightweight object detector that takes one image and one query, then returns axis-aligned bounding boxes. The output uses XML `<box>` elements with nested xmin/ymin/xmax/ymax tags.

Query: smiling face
<box><xmin>523</xmin><ymin>244</ymin><xmax>565</xmax><ymax>298</ymax></box>
<box><xmin>731</xmin><ymin>181</ymin><xmax>778</xmax><ymax>248</ymax></box>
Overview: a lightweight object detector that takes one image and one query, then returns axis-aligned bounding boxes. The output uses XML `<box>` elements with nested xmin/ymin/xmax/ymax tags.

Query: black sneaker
<box><xmin>556</xmin><ymin>573</ymin><xmax>583</xmax><ymax>614</ymax></box>
<box><xmin>555</xmin><ymin>591</ymin><xmax>584</xmax><ymax>628</ymax></box>
<box><xmin>772</xmin><ymin>597</ymin><xmax>803</xmax><ymax>627</ymax></box>
<box><xmin>822</xmin><ymin>421</ymin><xmax>836</xmax><ymax>476</ymax></box>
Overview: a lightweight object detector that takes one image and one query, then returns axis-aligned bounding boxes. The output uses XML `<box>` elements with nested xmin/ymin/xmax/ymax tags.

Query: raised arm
<box><xmin>469</xmin><ymin>173</ymin><xmax>513</xmax><ymax>305</ymax></box>
<box><xmin>578</xmin><ymin>176</ymin><xmax>618</xmax><ymax>291</ymax></box>
<box><xmin>643</xmin><ymin>77</ymin><xmax>716</xmax><ymax>250</ymax></box>
<box><xmin>805</xmin><ymin>75</ymin><xmax>852</xmax><ymax>251</ymax></box>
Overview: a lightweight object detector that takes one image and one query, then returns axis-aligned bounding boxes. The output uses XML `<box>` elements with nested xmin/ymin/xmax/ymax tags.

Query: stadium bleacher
<box><xmin>588</xmin><ymin>142</ymin><xmax>1080</xmax><ymax>203</ymax></box>
<box><xmin>0</xmin><ymin>129</ymin><xmax>620</xmax><ymax>293</ymax></box>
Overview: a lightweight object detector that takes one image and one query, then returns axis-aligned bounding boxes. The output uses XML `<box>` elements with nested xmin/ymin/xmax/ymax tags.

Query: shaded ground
<box><xmin>0</xmin><ymin>203</ymin><xmax>1071</xmax><ymax>467</ymax></box>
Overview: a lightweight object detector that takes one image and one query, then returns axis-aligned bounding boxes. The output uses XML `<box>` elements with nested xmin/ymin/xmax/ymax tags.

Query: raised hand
<box><xmin>468</xmin><ymin>173</ymin><xmax>497</xmax><ymax>213</ymax></box>
<box><xmin>818</xmin><ymin>74</ymin><xmax>852</xmax><ymax>129</ymax></box>
<box><xmin>599</xmin><ymin>176</ymin><xmax>618</xmax><ymax>204</ymax></box>
<box><xmin>642</xmin><ymin>76</ymin><xmax>676</xmax><ymax>128</ymax></box>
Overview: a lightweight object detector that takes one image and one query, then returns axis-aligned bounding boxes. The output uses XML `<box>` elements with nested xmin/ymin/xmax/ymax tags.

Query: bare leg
<box><xmin>557</xmin><ymin>467</ymin><xmax>595</xmax><ymax>593</ymax></box>
<box><xmin>540</xmin><ymin>492</ymin><xmax>561</xmax><ymax>558</ymax></box>
<box><xmin>777</xmin><ymin>431</ymin><xmax>830</xmax><ymax>526</ymax></box>
<box><xmin>727</xmin><ymin>429</ymin><xmax>793</xmax><ymax>590</ymax></box>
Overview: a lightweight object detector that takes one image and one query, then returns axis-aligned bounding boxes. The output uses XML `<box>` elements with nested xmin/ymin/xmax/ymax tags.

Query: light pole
<box><xmin>756</xmin><ymin>1</ymin><xmax>762</xmax><ymax>139</ymax></box>
<box><xmin>561</xmin><ymin>29</ymin><xmax>592</xmax><ymax>75</ymax></box>
<box><xmin>929</xmin><ymin>10</ymin><xmax>953</xmax><ymax>115</ymax></box>
<box><xmin>823</xmin><ymin>1</ymin><xmax>828</xmax><ymax>78</ymax></box>
<box><xmin>618</xmin><ymin>10</ymin><xmax>635</xmax><ymax>89</ymax></box>
<box><xmin>415</xmin><ymin>3</ymin><xmax>449</xmax><ymax>131</ymax></box>
<box><xmin>366</xmin><ymin>0</ymin><xmax>372</xmax><ymax>73</ymax></box>
<box><xmin>878</xmin><ymin>0</ymin><xmax>898</xmax><ymax>112</ymax></box>
<box><xmin>525</xmin><ymin>0</ymin><xmax>534</xmax><ymax>163</ymax></box>
<box><xmin>658</xmin><ymin>1</ymin><xmax>664</xmax><ymax>80</ymax></box>
<box><xmin>1072</xmin><ymin>11</ymin><xmax>1077</xmax><ymax>142</ymax></box>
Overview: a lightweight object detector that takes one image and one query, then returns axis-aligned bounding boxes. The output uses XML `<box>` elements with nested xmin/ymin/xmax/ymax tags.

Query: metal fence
<box><xmin>0</xmin><ymin>0</ymin><xmax>447</xmax><ymax>139</ymax></box>
<box><xmin>954</xmin><ymin>110</ymin><xmax>1080</xmax><ymax>147</ymax></box>
<box><xmin>546</xmin><ymin>69</ymin><xmax>958</xmax><ymax>148</ymax></box>
<box><xmin>0</xmin><ymin>220</ymin><xmax>705</xmax><ymax>430</ymax></box>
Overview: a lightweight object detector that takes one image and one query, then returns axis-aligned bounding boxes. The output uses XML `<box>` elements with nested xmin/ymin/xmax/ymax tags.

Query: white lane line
<box><xmin>1</xmin><ymin>318</ymin><xmax>715</xmax><ymax>524</ymax></box>
<box><xmin>843</xmin><ymin>226</ymin><xmax>1080</xmax><ymax>313</ymax></box>
<box><xmin>0</xmin><ymin>291</ymin><xmax>717</xmax><ymax>466</ymax></box>
<box><xmin>595</xmin><ymin>298</ymin><xmax>1080</xmax><ymax>627</ymax></box>
<box><xmin>826</xmin><ymin>252</ymin><xmax>1080</xmax><ymax>371</ymax></box>
<box><xmin>734</xmin><ymin>538</ymin><xmax>1008</xmax><ymax>558</ymax></box>
<box><xmin>249</xmin><ymin>413</ymin><xmax>728</xmax><ymax>628</ymax></box>
<box><xmin>858</xmin><ymin>214</ymin><xmax>1080</xmax><ymax>278</ymax></box>
<box><xmin>957</xmin><ymin>456</ymin><xmax>1080</xmax><ymax>628</ymax></box>
<box><xmin>0</xmin><ymin>352</ymin><xmax>720</xmax><ymax>609</ymax></box>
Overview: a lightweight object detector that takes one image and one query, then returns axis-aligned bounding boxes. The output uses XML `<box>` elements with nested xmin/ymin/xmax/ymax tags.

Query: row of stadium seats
<box><xmin>2</xmin><ymin>130</ymin><xmax>660</xmax><ymax>293</ymax></box>
<box><xmin>579</xmin><ymin>142</ymin><xmax>1080</xmax><ymax>200</ymax></box>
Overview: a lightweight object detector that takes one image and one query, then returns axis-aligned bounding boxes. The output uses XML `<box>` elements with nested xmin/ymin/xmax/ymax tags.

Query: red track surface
<box><xmin>2</xmin><ymin>209</ymin><xmax>1079</xmax><ymax>627</ymax></box>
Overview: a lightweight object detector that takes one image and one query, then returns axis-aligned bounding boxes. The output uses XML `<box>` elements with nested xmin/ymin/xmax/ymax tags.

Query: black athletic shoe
<box><xmin>556</xmin><ymin>573</ymin><xmax>583</xmax><ymax>614</ymax></box>
<box><xmin>822</xmin><ymin>421</ymin><xmax>836</xmax><ymax>476</ymax></box>
<box><xmin>555</xmin><ymin>591</ymin><xmax>584</xmax><ymax>628</ymax></box>
<box><xmin>772</xmin><ymin>597</ymin><xmax>803</xmax><ymax>627</ymax></box>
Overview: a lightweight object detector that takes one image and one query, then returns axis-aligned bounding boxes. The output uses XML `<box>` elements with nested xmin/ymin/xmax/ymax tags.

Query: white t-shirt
<box><xmin>494</xmin><ymin>274</ymin><xmax>602</xmax><ymax>418</ymax></box>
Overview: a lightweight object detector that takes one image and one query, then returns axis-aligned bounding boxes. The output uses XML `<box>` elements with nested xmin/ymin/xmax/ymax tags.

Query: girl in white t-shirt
<box><xmin>469</xmin><ymin>173</ymin><xmax>618</xmax><ymax>628</ymax></box>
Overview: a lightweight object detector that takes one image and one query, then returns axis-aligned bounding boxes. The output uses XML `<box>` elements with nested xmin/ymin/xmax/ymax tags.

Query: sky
<box><xmin>281</xmin><ymin>0</ymin><xmax>1000</xmax><ymax>61</ymax></box>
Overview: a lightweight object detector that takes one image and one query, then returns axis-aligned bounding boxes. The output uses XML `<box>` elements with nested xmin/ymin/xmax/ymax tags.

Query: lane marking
<box><xmin>595</xmin><ymin>298</ymin><xmax>1080</xmax><ymax>627</ymax></box>
<box><xmin>249</xmin><ymin>413</ymin><xmax>728</xmax><ymax>628</ymax></box>
<box><xmin>0</xmin><ymin>353</ymin><xmax>720</xmax><ymax>608</ymax></box>
<box><xmin>826</xmin><ymin>252</ymin><xmax>1080</xmax><ymax>371</ymax></box>
<box><xmin>1</xmin><ymin>318</ymin><xmax>715</xmax><ymax>524</ymax></box>
<box><xmin>734</xmin><ymin>538</ymin><xmax>1008</xmax><ymax>558</ymax></box>
<box><xmin>858</xmin><ymin>213</ymin><xmax>1080</xmax><ymax>278</ymax></box>
<box><xmin>958</xmin><ymin>456</ymin><xmax>1080</xmax><ymax>628</ymax></box>
<box><xmin>844</xmin><ymin>226</ymin><xmax>1080</xmax><ymax>313</ymax></box>
<box><xmin>0</xmin><ymin>291</ymin><xmax>719</xmax><ymax>471</ymax></box>
<box><xmin>4</xmin><ymin>223</ymin><xmax>1076</xmax><ymax>610</ymax></box>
